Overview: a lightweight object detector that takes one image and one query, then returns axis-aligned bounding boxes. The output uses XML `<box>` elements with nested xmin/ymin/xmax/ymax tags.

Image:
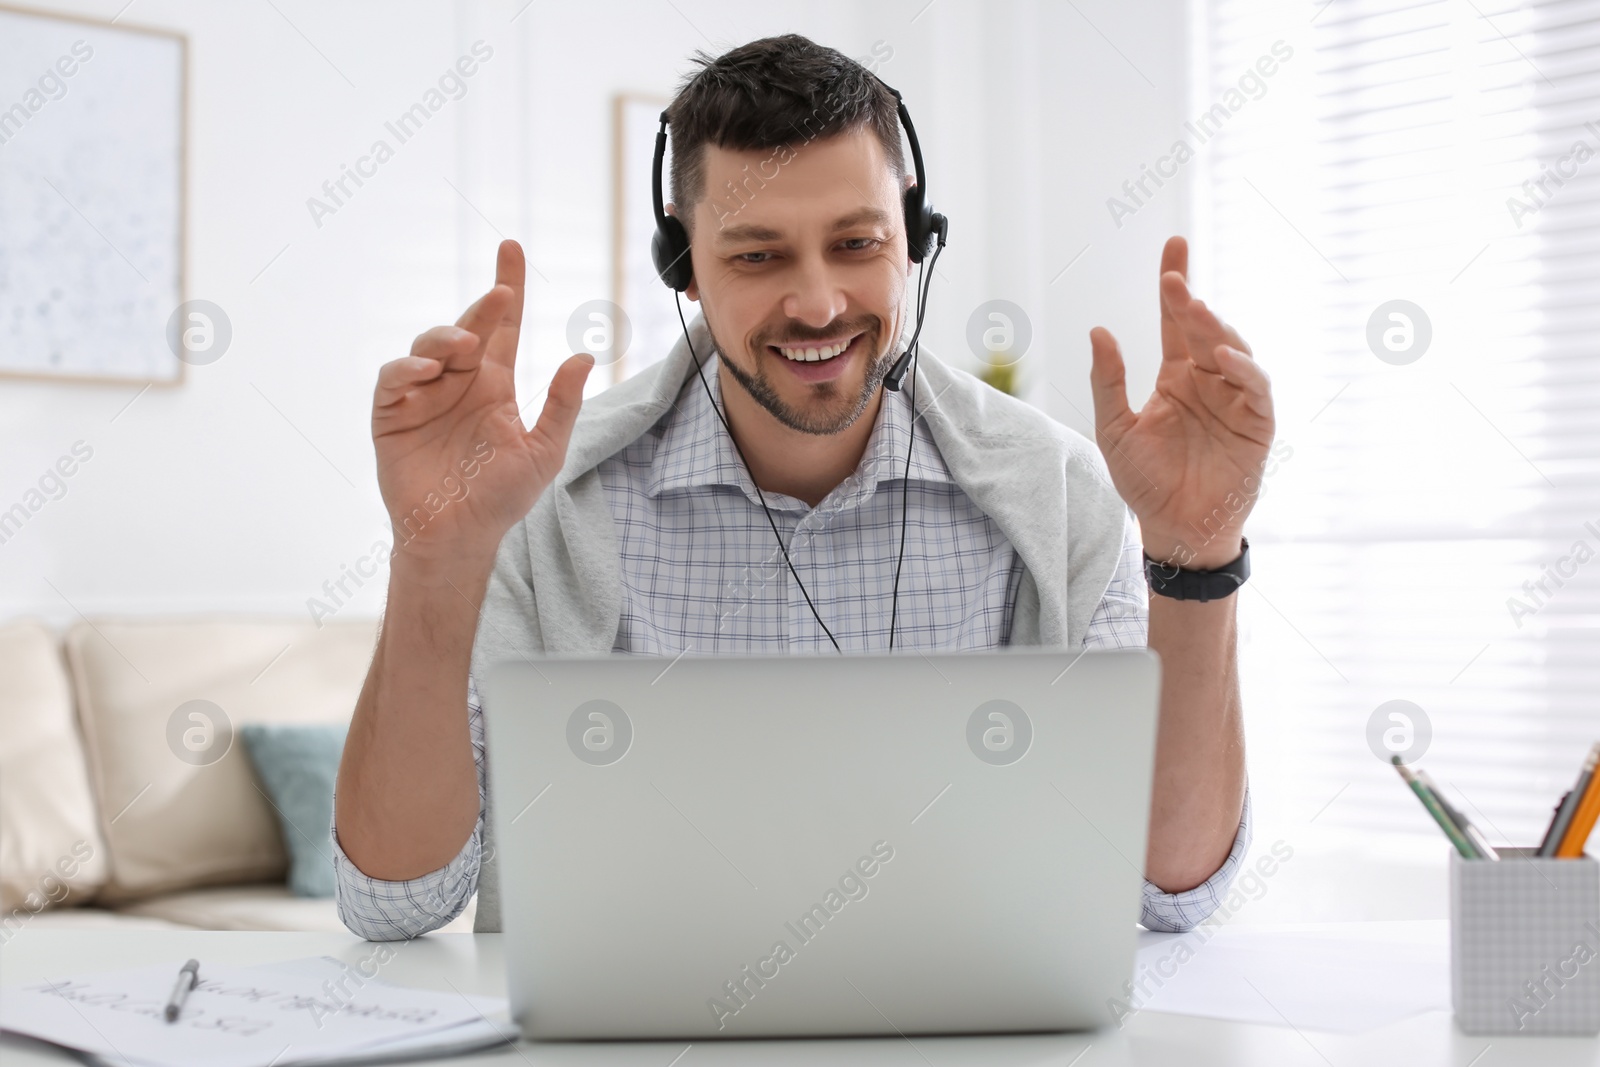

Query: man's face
<box><xmin>681</xmin><ymin>125</ymin><xmax>910</xmax><ymax>436</ymax></box>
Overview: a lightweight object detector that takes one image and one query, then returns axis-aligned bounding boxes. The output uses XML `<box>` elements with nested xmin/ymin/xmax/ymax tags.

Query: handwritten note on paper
<box><xmin>0</xmin><ymin>957</ymin><xmax>508</xmax><ymax>1067</ymax></box>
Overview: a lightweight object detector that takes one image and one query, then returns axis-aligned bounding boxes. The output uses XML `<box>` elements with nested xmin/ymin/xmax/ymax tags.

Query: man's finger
<box><xmin>1160</xmin><ymin>273</ymin><xmax>1231</xmax><ymax>374</ymax></box>
<box><xmin>1159</xmin><ymin>270</ymin><xmax>1193</xmax><ymax>367</ymax></box>
<box><xmin>454</xmin><ymin>283</ymin><xmax>513</xmax><ymax>340</ymax></box>
<box><xmin>1217</xmin><ymin>319</ymin><xmax>1252</xmax><ymax>357</ymax></box>
<box><xmin>1158</xmin><ymin>240</ymin><xmax>1191</xmax><ymax>369</ymax></box>
<box><xmin>1192</xmin><ymin>347</ymin><xmax>1274</xmax><ymax>428</ymax></box>
<box><xmin>443</xmin><ymin>287</ymin><xmax>511</xmax><ymax>379</ymax></box>
<box><xmin>1088</xmin><ymin>326</ymin><xmax>1135</xmax><ymax>438</ymax></box>
<box><xmin>375</xmin><ymin>356</ymin><xmax>443</xmax><ymax>407</ymax></box>
<box><xmin>1215</xmin><ymin>346</ymin><xmax>1274</xmax><ymax>420</ymax></box>
<box><xmin>1158</xmin><ymin>235</ymin><xmax>1188</xmax><ymax>328</ymax></box>
<box><xmin>1160</xmin><ymin>235</ymin><xmax>1188</xmax><ymax>286</ymax></box>
<box><xmin>525</xmin><ymin>353</ymin><xmax>596</xmax><ymax>456</ymax></box>
<box><xmin>410</xmin><ymin>325</ymin><xmax>481</xmax><ymax>368</ymax></box>
<box><xmin>485</xmin><ymin>240</ymin><xmax>526</xmax><ymax>370</ymax></box>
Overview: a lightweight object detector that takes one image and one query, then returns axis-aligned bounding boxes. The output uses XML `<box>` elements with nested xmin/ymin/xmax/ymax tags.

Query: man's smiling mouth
<box><xmin>770</xmin><ymin>331</ymin><xmax>865</xmax><ymax>363</ymax></box>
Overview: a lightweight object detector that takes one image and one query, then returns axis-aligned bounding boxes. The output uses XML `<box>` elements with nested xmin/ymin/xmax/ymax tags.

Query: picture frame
<box><xmin>0</xmin><ymin>3</ymin><xmax>187</xmax><ymax>386</ymax></box>
<box><xmin>611</xmin><ymin>92</ymin><xmax>677</xmax><ymax>384</ymax></box>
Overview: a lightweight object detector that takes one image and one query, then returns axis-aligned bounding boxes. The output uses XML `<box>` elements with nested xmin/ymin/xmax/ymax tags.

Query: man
<box><xmin>332</xmin><ymin>34</ymin><xmax>1273</xmax><ymax>940</ymax></box>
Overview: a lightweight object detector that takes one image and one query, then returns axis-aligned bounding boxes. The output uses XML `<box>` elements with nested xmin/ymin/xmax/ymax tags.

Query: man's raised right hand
<box><xmin>372</xmin><ymin>240</ymin><xmax>595</xmax><ymax>570</ymax></box>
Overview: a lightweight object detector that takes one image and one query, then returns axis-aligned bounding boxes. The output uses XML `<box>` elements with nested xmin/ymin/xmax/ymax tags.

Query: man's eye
<box><xmin>737</xmin><ymin>252</ymin><xmax>773</xmax><ymax>264</ymax></box>
<box><xmin>841</xmin><ymin>237</ymin><xmax>881</xmax><ymax>252</ymax></box>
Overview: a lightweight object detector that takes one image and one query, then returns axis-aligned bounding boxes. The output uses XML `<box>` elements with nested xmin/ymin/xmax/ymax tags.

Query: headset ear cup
<box><xmin>652</xmin><ymin>214</ymin><xmax>693</xmax><ymax>291</ymax></box>
<box><xmin>902</xmin><ymin>186</ymin><xmax>934</xmax><ymax>263</ymax></box>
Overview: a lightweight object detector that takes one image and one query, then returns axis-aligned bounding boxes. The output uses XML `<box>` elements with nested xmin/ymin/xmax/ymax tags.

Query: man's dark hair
<box><xmin>665</xmin><ymin>34</ymin><xmax>904</xmax><ymax>232</ymax></box>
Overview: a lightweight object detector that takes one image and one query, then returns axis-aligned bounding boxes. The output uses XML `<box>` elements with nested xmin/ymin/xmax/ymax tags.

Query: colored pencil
<box><xmin>1556</xmin><ymin>748</ymin><xmax>1600</xmax><ymax>858</ymax></box>
<box><xmin>1393</xmin><ymin>757</ymin><xmax>1479</xmax><ymax>858</ymax></box>
<box><xmin>1418</xmin><ymin>771</ymin><xmax>1499</xmax><ymax>861</ymax></box>
<box><xmin>1542</xmin><ymin>742</ymin><xmax>1600</xmax><ymax>857</ymax></box>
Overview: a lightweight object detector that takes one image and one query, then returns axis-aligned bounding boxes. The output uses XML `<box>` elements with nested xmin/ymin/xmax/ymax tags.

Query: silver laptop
<box><xmin>480</xmin><ymin>646</ymin><xmax>1161</xmax><ymax>1040</ymax></box>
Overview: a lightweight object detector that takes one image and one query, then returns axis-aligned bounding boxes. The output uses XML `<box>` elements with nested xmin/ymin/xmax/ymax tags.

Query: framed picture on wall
<box><xmin>611</xmin><ymin>92</ymin><xmax>679</xmax><ymax>384</ymax></box>
<box><xmin>0</xmin><ymin>4</ymin><xmax>187</xmax><ymax>385</ymax></box>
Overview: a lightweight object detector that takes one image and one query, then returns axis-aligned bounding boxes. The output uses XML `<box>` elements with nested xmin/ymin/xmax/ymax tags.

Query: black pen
<box><xmin>1538</xmin><ymin>791</ymin><xmax>1573</xmax><ymax>854</ymax></box>
<box><xmin>164</xmin><ymin>959</ymin><xmax>199</xmax><ymax>1023</ymax></box>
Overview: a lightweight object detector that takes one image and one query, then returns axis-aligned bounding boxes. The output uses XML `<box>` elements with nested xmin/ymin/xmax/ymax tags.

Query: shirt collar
<box><xmin>644</xmin><ymin>351</ymin><xmax>952</xmax><ymax>511</ymax></box>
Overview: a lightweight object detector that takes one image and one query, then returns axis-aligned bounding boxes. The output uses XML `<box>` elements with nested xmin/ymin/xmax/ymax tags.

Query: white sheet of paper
<box><xmin>0</xmin><ymin>956</ymin><xmax>512</xmax><ymax>1067</ymax></box>
<box><xmin>1132</xmin><ymin>922</ymin><xmax>1450</xmax><ymax>1033</ymax></box>
<box><xmin>255</xmin><ymin>956</ymin><xmax>510</xmax><ymax>1024</ymax></box>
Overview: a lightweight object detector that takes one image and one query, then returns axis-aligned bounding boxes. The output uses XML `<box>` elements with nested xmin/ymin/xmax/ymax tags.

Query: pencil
<box><xmin>1393</xmin><ymin>757</ymin><xmax>1479</xmax><ymax>858</ymax></box>
<box><xmin>1418</xmin><ymin>771</ymin><xmax>1500</xmax><ymax>861</ymax></box>
<box><xmin>1543</xmin><ymin>742</ymin><xmax>1600</xmax><ymax>858</ymax></box>
<box><xmin>1556</xmin><ymin>748</ymin><xmax>1600</xmax><ymax>858</ymax></box>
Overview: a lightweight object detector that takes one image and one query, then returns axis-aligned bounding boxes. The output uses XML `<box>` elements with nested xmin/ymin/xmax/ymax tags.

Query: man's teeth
<box><xmin>778</xmin><ymin>338</ymin><xmax>851</xmax><ymax>362</ymax></box>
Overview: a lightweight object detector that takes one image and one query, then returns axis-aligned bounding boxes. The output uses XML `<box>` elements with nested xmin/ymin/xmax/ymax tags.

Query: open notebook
<box><xmin>0</xmin><ymin>954</ymin><xmax>515</xmax><ymax>1067</ymax></box>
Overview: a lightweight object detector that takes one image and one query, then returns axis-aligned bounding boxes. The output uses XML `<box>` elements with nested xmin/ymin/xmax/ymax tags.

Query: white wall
<box><xmin>0</xmin><ymin>0</ymin><xmax>1187</xmax><ymax>625</ymax></box>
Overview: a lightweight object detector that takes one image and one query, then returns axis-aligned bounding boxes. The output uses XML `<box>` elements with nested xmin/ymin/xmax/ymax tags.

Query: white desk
<box><xmin>3</xmin><ymin>926</ymin><xmax>1597</xmax><ymax>1066</ymax></box>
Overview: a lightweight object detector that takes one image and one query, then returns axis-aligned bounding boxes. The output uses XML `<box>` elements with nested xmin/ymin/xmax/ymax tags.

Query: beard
<box><xmin>710</xmin><ymin>317</ymin><xmax>896</xmax><ymax>436</ymax></box>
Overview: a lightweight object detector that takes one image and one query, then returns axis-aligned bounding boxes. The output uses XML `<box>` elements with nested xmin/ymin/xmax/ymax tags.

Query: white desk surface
<box><xmin>2</xmin><ymin>925</ymin><xmax>1597</xmax><ymax>1066</ymax></box>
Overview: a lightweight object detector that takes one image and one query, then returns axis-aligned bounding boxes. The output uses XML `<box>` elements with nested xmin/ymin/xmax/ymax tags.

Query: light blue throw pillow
<box><xmin>240</xmin><ymin>723</ymin><xmax>348</xmax><ymax>898</ymax></box>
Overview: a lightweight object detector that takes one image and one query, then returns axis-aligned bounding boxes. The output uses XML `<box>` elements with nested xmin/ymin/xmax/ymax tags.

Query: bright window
<box><xmin>1195</xmin><ymin>0</ymin><xmax>1600</xmax><ymax>906</ymax></box>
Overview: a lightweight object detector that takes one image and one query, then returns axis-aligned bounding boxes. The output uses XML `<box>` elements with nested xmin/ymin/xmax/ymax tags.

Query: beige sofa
<box><xmin>0</xmin><ymin>617</ymin><xmax>475</xmax><ymax>935</ymax></box>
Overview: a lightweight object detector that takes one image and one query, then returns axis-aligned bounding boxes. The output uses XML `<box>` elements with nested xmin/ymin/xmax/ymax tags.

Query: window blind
<box><xmin>1196</xmin><ymin>0</ymin><xmax>1600</xmax><ymax>853</ymax></box>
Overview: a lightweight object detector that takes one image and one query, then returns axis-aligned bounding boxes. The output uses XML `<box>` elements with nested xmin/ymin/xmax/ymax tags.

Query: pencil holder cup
<box><xmin>1451</xmin><ymin>847</ymin><xmax>1600</xmax><ymax>1035</ymax></box>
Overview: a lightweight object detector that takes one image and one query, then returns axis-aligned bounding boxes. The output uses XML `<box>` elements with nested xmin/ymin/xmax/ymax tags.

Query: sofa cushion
<box><xmin>114</xmin><ymin>884</ymin><xmax>477</xmax><ymax>933</ymax></box>
<box><xmin>65</xmin><ymin>617</ymin><xmax>377</xmax><ymax>903</ymax></box>
<box><xmin>0</xmin><ymin>620</ymin><xmax>109</xmax><ymax>915</ymax></box>
<box><xmin>241</xmin><ymin>723</ymin><xmax>348</xmax><ymax>898</ymax></box>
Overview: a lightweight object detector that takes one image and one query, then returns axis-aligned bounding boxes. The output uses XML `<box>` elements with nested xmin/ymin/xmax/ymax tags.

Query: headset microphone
<box><xmin>651</xmin><ymin>75</ymin><xmax>947</xmax><ymax>651</ymax></box>
<box><xmin>882</xmin><ymin>211</ymin><xmax>947</xmax><ymax>392</ymax></box>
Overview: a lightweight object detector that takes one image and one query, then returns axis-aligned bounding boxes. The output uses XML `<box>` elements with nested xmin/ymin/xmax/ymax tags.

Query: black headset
<box><xmin>649</xmin><ymin>75</ymin><xmax>948</xmax><ymax>650</ymax></box>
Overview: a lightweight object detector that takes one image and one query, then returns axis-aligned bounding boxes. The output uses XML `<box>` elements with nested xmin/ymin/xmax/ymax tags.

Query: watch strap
<box><xmin>1144</xmin><ymin>537</ymin><xmax>1250</xmax><ymax>602</ymax></box>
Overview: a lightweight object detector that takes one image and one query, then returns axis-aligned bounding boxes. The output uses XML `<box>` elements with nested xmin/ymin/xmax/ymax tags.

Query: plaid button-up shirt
<box><xmin>333</xmin><ymin>355</ymin><xmax>1251</xmax><ymax>938</ymax></box>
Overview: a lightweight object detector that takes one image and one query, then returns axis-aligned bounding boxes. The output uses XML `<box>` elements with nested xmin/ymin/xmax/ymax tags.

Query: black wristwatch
<box><xmin>1143</xmin><ymin>537</ymin><xmax>1250</xmax><ymax>602</ymax></box>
